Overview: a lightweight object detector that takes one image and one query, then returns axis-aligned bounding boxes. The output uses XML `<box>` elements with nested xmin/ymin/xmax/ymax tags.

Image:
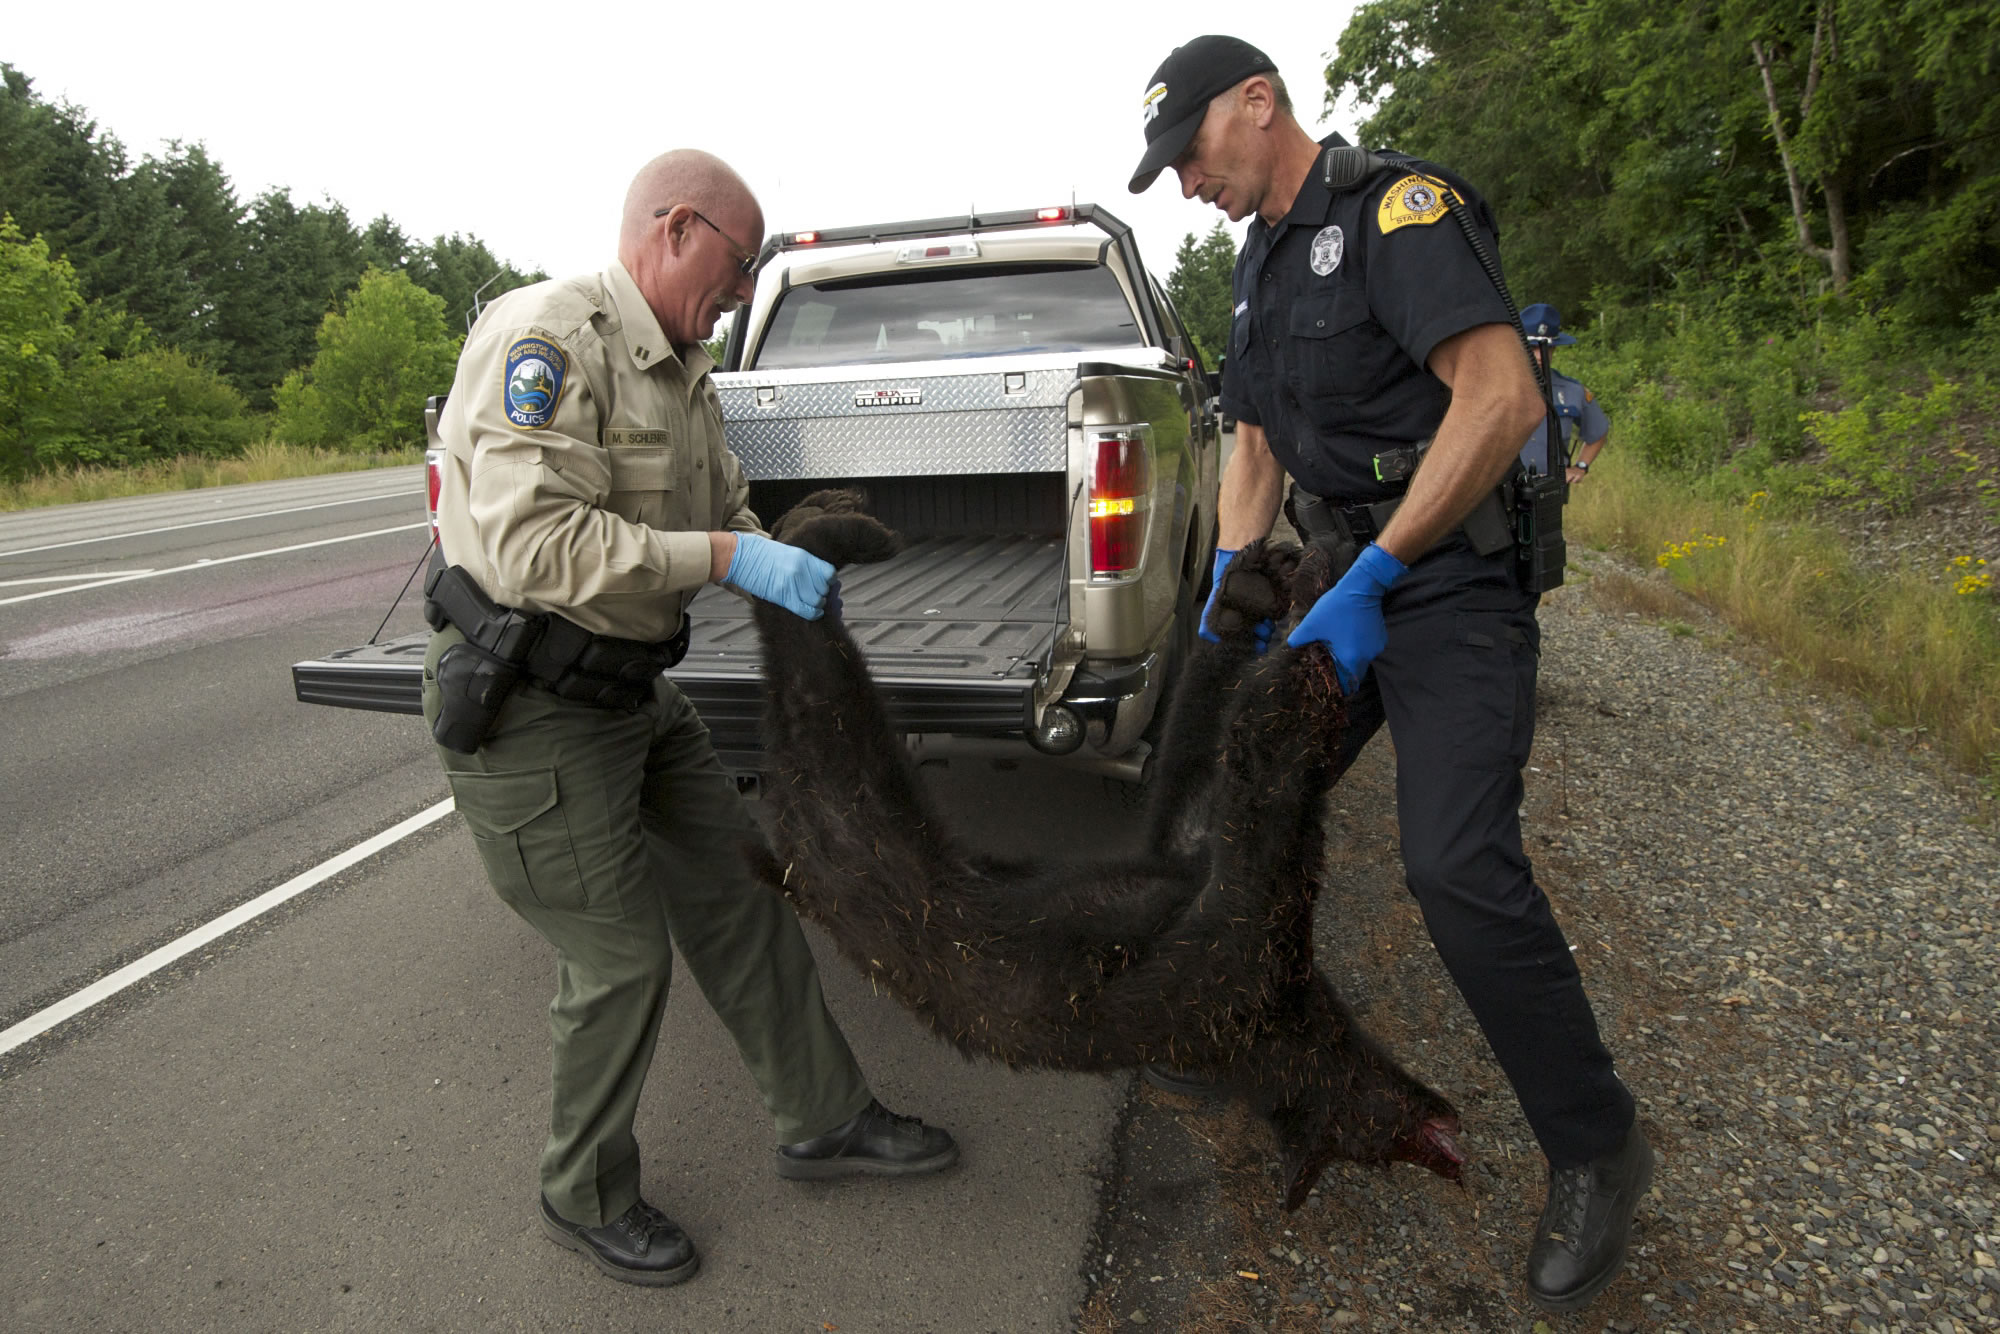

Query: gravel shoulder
<box><xmin>1079</xmin><ymin>545</ymin><xmax>2000</xmax><ymax>1334</ymax></box>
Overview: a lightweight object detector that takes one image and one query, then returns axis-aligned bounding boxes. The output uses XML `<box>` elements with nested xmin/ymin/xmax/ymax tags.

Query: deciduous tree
<box><xmin>0</xmin><ymin>217</ymin><xmax>80</xmax><ymax>476</ymax></box>
<box><xmin>1325</xmin><ymin>0</ymin><xmax>2000</xmax><ymax>328</ymax></box>
<box><xmin>1</xmin><ymin>216</ymin><xmax>254</xmax><ymax>476</ymax></box>
<box><xmin>273</xmin><ymin>268</ymin><xmax>461</xmax><ymax>450</ymax></box>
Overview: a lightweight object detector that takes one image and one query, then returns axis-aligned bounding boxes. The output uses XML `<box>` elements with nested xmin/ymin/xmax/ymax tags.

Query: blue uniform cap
<box><xmin>1520</xmin><ymin>302</ymin><xmax>1577</xmax><ymax>346</ymax></box>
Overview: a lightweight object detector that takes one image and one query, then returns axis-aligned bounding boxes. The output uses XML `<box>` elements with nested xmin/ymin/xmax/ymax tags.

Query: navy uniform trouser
<box><xmin>422</xmin><ymin>627</ymin><xmax>872</xmax><ymax>1225</ymax></box>
<box><xmin>1329</xmin><ymin>534</ymin><xmax>1635</xmax><ymax>1169</ymax></box>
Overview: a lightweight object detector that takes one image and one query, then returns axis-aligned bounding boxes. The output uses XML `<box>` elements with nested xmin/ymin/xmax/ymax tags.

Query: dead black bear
<box><xmin>746</xmin><ymin>490</ymin><xmax>1461</xmax><ymax>1209</ymax></box>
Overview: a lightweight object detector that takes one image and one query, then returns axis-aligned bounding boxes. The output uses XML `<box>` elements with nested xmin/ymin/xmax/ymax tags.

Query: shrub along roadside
<box><xmin>1565</xmin><ymin>450</ymin><xmax>2000</xmax><ymax>792</ymax></box>
<box><xmin>272</xmin><ymin>268</ymin><xmax>461</xmax><ymax>452</ymax></box>
<box><xmin>2</xmin><ymin>216</ymin><xmax>259</xmax><ymax>478</ymax></box>
<box><xmin>0</xmin><ymin>440</ymin><xmax>421</xmax><ymax>510</ymax></box>
<box><xmin>1560</xmin><ymin>303</ymin><xmax>2000</xmax><ymax>518</ymax></box>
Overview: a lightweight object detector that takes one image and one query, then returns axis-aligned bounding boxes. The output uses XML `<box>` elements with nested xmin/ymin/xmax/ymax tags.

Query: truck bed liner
<box><xmin>290</xmin><ymin>536</ymin><xmax>1066</xmax><ymax>761</ymax></box>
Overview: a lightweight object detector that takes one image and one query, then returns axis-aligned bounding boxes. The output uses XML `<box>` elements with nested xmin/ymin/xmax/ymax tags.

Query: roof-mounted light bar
<box><xmin>764</xmin><ymin>205</ymin><xmax>1114</xmax><ymax>259</ymax></box>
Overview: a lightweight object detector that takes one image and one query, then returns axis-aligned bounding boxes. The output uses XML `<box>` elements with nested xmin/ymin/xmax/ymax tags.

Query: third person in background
<box><xmin>1517</xmin><ymin>302</ymin><xmax>1610</xmax><ymax>483</ymax></box>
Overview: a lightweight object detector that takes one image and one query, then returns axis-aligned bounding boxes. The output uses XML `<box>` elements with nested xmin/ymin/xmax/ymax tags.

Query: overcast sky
<box><xmin>9</xmin><ymin>2</ymin><xmax>1367</xmax><ymax>284</ymax></box>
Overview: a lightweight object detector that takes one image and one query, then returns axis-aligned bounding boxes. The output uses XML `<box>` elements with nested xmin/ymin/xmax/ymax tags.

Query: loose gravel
<box><xmin>1079</xmin><ymin>545</ymin><xmax>2000</xmax><ymax>1334</ymax></box>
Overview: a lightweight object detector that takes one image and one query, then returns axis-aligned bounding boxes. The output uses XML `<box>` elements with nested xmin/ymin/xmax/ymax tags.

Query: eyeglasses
<box><xmin>654</xmin><ymin>206</ymin><xmax>759</xmax><ymax>276</ymax></box>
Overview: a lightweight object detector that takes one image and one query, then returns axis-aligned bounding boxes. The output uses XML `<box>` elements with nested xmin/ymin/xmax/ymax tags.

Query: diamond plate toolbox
<box><xmin>714</xmin><ymin>361</ymin><xmax>1076</xmax><ymax>480</ymax></box>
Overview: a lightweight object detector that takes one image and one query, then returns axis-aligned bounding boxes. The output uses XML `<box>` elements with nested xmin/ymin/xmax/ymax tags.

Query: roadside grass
<box><xmin>1566</xmin><ymin>451</ymin><xmax>2000</xmax><ymax>790</ymax></box>
<box><xmin>0</xmin><ymin>441</ymin><xmax>423</xmax><ymax>511</ymax></box>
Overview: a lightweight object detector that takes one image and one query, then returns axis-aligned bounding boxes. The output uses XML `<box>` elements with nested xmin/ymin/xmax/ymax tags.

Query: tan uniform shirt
<box><xmin>435</xmin><ymin>260</ymin><xmax>762</xmax><ymax>642</ymax></box>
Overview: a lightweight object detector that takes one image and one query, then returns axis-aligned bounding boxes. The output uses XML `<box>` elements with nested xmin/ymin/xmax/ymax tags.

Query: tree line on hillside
<box><xmin>1165</xmin><ymin>1</ymin><xmax>1997</xmax><ymax>349</ymax></box>
<box><xmin>1323</xmin><ymin>0</ymin><xmax>1998</xmax><ymax>335</ymax></box>
<box><xmin>0</xmin><ymin>65</ymin><xmax>545</xmax><ymax>478</ymax></box>
<box><xmin>1161</xmin><ymin>2</ymin><xmax>1999</xmax><ymax>519</ymax></box>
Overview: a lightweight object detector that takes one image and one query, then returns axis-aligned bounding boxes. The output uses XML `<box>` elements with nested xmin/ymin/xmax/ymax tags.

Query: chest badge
<box><xmin>1309</xmin><ymin>224</ymin><xmax>1345</xmax><ymax>276</ymax></box>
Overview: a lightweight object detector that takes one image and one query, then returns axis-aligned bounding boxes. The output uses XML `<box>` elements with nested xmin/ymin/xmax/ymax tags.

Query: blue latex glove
<box><xmin>724</xmin><ymin>532</ymin><xmax>836</xmax><ymax>620</ymax></box>
<box><xmin>1198</xmin><ymin>548</ymin><xmax>1273</xmax><ymax>653</ymax></box>
<box><xmin>1286</xmin><ymin>542</ymin><xmax>1408</xmax><ymax>692</ymax></box>
<box><xmin>1197</xmin><ymin>548</ymin><xmax>1236</xmax><ymax>644</ymax></box>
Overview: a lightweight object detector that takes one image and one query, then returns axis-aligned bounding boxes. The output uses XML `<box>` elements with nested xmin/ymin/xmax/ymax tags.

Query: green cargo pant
<box><xmin>422</xmin><ymin>628</ymin><xmax>872</xmax><ymax>1225</ymax></box>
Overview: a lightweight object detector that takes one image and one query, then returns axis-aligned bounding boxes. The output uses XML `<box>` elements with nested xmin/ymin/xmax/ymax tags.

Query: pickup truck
<box><xmin>293</xmin><ymin>204</ymin><xmax>1221</xmax><ymax>784</ymax></box>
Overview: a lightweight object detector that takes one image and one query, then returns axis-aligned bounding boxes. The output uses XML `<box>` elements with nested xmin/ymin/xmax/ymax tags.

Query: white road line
<box><xmin>0</xmin><ymin>522</ymin><xmax>428</xmax><ymax>606</ymax></box>
<box><xmin>0</xmin><ymin>797</ymin><xmax>457</xmax><ymax>1057</ymax></box>
<box><xmin>0</xmin><ymin>571</ymin><xmax>156</xmax><ymax>586</ymax></box>
<box><xmin>0</xmin><ymin>489</ymin><xmax>417</xmax><ymax>558</ymax></box>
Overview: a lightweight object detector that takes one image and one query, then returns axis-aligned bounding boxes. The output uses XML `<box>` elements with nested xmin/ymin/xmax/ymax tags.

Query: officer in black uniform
<box><xmin>1129</xmin><ymin>36</ymin><xmax>1652</xmax><ymax>1314</ymax></box>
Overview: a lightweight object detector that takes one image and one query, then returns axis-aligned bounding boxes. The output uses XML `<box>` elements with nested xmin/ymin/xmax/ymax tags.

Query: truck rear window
<box><xmin>752</xmin><ymin>262</ymin><xmax>1141</xmax><ymax>368</ymax></box>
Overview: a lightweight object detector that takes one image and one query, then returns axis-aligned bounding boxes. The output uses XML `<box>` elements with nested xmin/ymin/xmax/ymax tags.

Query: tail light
<box><xmin>425</xmin><ymin>447</ymin><xmax>444</xmax><ymax>536</ymax></box>
<box><xmin>1087</xmin><ymin>428</ymin><xmax>1152</xmax><ymax>577</ymax></box>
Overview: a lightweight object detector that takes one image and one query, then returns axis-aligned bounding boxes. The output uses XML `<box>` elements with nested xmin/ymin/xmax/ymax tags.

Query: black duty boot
<box><xmin>1526</xmin><ymin>1125</ymin><xmax>1655</xmax><ymax>1312</ymax></box>
<box><xmin>776</xmin><ymin>1099</ymin><xmax>959</xmax><ymax>1180</ymax></box>
<box><xmin>540</xmin><ymin>1195</ymin><xmax>699</xmax><ymax>1287</ymax></box>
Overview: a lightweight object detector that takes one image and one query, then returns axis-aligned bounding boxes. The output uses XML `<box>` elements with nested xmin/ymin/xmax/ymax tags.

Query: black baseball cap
<box><xmin>1128</xmin><ymin>35</ymin><xmax>1279</xmax><ymax>193</ymax></box>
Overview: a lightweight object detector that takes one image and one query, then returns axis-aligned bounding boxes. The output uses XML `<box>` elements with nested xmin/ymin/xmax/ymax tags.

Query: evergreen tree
<box><xmin>408</xmin><ymin>233</ymin><xmax>545</xmax><ymax>333</ymax></box>
<box><xmin>0</xmin><ymin>65</ymin><xmax>177</xmax><ymax>321</ymax></box>
<box><xmin>238</xmin><ymin>188</ymin><xmax>367</xmax><ymax>404</ymax></box>
<box><xmin>360</xmin><ymin>214</ymin><xmax>416</xmax><ymax>272</ymax></box>
<box><xmin>130</xmin><ymin>140</ymin><xmax>254</xmax><ymax>376</ymax></box>
<box><xmin>1166</xmin><ymin>222</ymin><xmax>1238</xmax><ymax>365</ymax></box>
<box><xmin>0</xmin><ymin>66</ymin><xmax>562</xmax><ymax>472</ymax></box>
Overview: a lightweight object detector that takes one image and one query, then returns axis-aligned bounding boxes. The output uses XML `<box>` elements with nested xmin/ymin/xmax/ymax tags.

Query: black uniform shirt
<box><xmin>1220</xmin><ymin>138</ymin><xmax>1515</xmax><ymax>504</ymax></box>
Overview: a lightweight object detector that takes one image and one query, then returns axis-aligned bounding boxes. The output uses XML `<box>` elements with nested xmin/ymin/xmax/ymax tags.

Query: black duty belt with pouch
<box><xmin>1286</xmin><ymin>478</ymin><xmax>1516</xmax><ymax>578</ymax></box>
<box><xmin>423</xmin><ymin>556</ymin><xmax>692</xmax><ymax>753</ymax></box>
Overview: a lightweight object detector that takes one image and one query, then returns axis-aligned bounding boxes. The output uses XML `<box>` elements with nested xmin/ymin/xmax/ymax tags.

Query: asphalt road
<box><xmin>0</xmin><ymin>470</ymin><xmax>1135</xmax><ymax>1331</ymax></box>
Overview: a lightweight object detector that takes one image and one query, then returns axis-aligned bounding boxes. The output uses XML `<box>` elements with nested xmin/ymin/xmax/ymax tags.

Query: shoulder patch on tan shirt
<box><xmin>503</xmin><ymin>337</ymin><xmax>568</xmax><ymax>430</ymax></box>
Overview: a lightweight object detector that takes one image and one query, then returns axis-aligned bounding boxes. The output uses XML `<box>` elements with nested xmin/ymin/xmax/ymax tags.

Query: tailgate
<box><xmin>292</xmin><ymin>633</ymin><xmax>430</xmax><ymax>714</ymax></box>
<box><xmin>666</xmin><ymin>533</ymin><xmax>1065</xmax><ymax>757</ymax></box>
<box><xmin>290</xmin><ymin>534</ymin><xmax>1065</xmax><ymax>746</ymax></box>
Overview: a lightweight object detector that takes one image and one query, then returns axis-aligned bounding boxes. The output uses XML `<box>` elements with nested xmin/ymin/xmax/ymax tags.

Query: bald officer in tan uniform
<box><xmin>421</xmin><ymin>149</ymin><xmax>957</xmax><ymax>1289</ymax></box>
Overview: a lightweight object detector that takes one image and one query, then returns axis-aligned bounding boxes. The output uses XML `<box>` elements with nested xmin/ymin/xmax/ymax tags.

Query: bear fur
<box><xmin>746</xmin><ymin>490</ymin><xmax>1462</xmax><ymax>1209</ymax></box>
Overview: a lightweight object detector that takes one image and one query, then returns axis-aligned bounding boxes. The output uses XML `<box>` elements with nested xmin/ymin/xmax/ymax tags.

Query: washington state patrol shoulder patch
<box><xmin>1309</xmin><ymin>224</ymin><xmax>1345</xmax><ymax>276</ymax></box>
<box><xmin>1377</xmin><ymin>174</ymin><xmax>1449</xmax><ymax>234</ymax></box>
<box><xmin>504</xmin><ymin>337</ymin><xmax>567</xmax><ymax>430</ymax></box>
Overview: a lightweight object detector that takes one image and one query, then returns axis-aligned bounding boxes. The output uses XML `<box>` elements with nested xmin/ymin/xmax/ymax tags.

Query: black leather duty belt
<box><xmin>1287</xmin><ymin>481</ymin><xmax>1515</xmax><ymax>559</ymax></box>
<box><xmin>423</xmin><ymin>555</ymin><xmax>690</xmax><ymax>712</ymax></box>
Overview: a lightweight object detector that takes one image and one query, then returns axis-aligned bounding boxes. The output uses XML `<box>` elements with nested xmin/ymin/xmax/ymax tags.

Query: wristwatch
<box><xmin>1574</xmin><ymin>459</ymin><xmax>1590</xmax><ymax>473</ymax></box>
